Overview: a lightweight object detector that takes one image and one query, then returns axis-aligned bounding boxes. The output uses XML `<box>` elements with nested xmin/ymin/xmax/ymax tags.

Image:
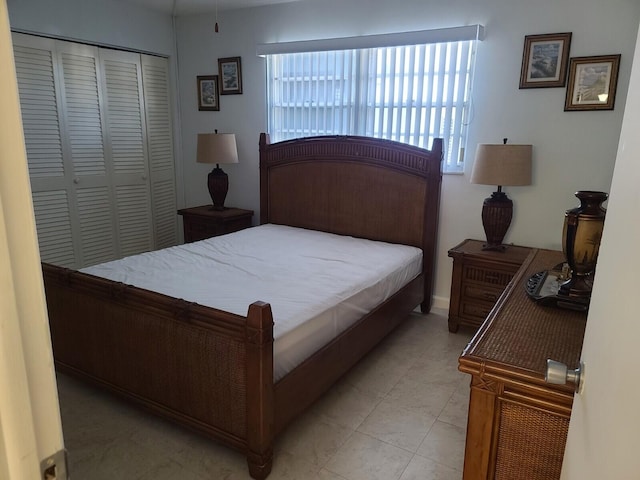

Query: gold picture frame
<box><xmin>519</xmin><ymin>32</ymin><xmax>572</xmax><ymax>89</ymax></box>
<box><xmin>197</xmin><ymin>75</ymin><xmax>220</xmax><ymax>111</ymax></box>
<box><xmin>564</xmin><ymin>55</ymin><xmax>621</xmax><ymax>111</ymax></box>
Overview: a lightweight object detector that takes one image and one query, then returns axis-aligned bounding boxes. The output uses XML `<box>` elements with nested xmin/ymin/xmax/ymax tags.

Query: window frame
<box><xmin>260</xmin><ymin>26</ymin><xmax>484</xmax><ymax>173</ymax></box>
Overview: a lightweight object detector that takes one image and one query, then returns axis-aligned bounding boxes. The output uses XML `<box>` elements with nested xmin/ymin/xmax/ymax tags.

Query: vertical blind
<box><xmin>266</xmin><ymin>39</ymin><xmax>477</xmax><ymax>172</ymax></box>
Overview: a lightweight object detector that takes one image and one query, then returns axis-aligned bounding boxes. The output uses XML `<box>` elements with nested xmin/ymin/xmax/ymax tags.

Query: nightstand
<box><xmin>178</xmin><ymin>206</ymin><xmax>253</xmax><ymax>243</ymax></box>
<box><xmin>448</xmin><ymin>239</ymin><xmax>532</xmax><ymax>332</ymax></box>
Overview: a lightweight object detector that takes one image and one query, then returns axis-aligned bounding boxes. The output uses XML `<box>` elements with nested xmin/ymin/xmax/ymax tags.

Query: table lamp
<box><xmin>470</xmin><ymin>139</ymin><xmax>532</xmax><ymax>251</ymax></box>
<box><xmin>197</xmin><ymin>131</ymin><xmax>239</xmax><ymax>210</ymax></box>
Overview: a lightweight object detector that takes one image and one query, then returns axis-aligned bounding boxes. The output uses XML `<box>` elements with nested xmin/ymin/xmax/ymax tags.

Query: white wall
<box><xmin>176</xmin><ymin>0</ymin><xmax>640</xmax><ymax>307</ymax></box>
<box><xmin>7</xmin><ymin>0</ymin><xmax>174</xmax><ymax>55</ymax></box>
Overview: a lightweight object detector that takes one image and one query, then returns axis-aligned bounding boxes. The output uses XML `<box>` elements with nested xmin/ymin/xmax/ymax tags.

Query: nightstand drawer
<box><xmin>184</xmin><ymin>220</ymin><xmax>224</xmax><ymax>241</ymax></box>
<box><xmin>178</xmin><ymin>206</ymin><xmax>253</xmax><ymax>243</ymax></box>
<box><xmin>460</xmin><ymin>301</ymin><xmax>494</xmax><ymax>326</ymax></box>
<box><xmin>463</xmin><ymin>284</ymin><xmax>504</xmax><ymax>303</ymax></box>
<box><xmin>224</xmin><ymin>217</ymin><xmax>252</xmax><ymax>234</ymax></box>
<box><xmin>448</xmin><ymin>239</ymin><xmax>533</xmax><ymax>333</ymax></box>
<box><xmin>463</xmin><ymin>264</ymin><xmax>517</xmax><ymax>287</ymax></box>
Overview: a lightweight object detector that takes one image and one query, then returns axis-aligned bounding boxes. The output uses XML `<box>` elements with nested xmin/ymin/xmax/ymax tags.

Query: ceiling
<box><xmin>120</xmin><ymin>0</ymin><xmax>306</xmax><ymax>15</ymax></box>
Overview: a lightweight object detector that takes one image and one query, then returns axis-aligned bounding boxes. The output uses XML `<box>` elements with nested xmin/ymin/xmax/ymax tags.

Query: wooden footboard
<box><xmin>43</xmin><ymin>263</ymin><xmax>276</xmax><ymax>477</ymax></box>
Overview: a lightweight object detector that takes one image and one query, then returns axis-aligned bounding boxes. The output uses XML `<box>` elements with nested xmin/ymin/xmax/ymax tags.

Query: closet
<box><xmin>12</xmin><ymin>32</ymin><xmax>177</xmax><ymax>269</ymax></box>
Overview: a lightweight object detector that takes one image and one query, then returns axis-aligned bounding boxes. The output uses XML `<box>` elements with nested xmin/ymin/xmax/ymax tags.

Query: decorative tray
<box><xmin>525</xmin><ymin>269</ymin><xmax>590</xmax><ymax>312</ymax></box>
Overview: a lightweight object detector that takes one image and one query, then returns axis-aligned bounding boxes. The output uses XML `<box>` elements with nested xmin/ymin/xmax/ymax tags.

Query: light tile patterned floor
<box><xmin>57</xmin><ymin>309</ymin><xmax>474</xmax><ymax>479</ymax></box>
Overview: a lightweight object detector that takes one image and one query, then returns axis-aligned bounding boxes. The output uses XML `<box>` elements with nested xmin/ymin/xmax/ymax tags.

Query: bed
<box><xmin>42</xmin><ymin>133</ymin><xmax>443</xmax><ymax>479</ymax></box>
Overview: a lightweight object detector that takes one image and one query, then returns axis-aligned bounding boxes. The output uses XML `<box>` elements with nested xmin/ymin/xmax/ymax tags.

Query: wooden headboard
<box><xmin>259</xmin><ymin>133</ymin><xmax>443</xmax><ymax>309</ymax></box>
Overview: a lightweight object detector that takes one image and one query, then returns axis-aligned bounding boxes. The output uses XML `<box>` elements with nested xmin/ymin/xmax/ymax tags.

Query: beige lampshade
<box><xmin>470</xmin><ymin>144</ymin><xmax>532</xmax><ymax>186</ymax></box>
<box><xmin>196</xmin><ymin>133</ymin><xmax>239</xmax><ymax>165</ymax></box>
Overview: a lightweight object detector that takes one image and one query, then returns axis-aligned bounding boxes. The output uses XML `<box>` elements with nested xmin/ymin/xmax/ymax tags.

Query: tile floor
<box><xmin>57</xmin><ymin>309</ymin><xmax>475</xmax><ymax>480</ymax></box>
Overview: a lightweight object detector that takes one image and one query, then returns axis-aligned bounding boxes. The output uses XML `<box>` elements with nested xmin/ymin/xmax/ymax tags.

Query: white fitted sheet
<box><xmin>81</xmin><ymin>224</ymin><xmax>422</xmax><ymax>381</ymax></box>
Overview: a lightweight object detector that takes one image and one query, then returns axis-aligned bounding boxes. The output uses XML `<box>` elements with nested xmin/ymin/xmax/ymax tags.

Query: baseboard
<box><xmin>431</xmin><ymin>295</ymin><xmax>450</xmax><ymax>313</ymax></box>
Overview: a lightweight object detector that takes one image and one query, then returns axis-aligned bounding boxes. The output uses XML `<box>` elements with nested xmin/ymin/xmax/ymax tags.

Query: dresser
<box><xmin>178</xmin><ymin>206</ymin><xmax>253</xmax><ymax>243</ymax></box>
<box><xmin>458</xmin><ymin>248</ymin><xmax>587</xmax><ymax>480</ymax></box>
<box><xmin>448</xmin><ymin>239</ymin><xmax>532</xmax><ymax>332</ymax></box>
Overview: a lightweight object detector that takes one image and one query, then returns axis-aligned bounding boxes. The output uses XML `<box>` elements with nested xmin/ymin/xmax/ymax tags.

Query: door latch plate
<box><xmin>41</xmin><ymin>449</ymin><xmax>68</xmax><ymax>480</ymax></box>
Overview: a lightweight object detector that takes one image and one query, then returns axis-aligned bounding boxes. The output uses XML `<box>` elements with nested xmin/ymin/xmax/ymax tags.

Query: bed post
<box><xmin>259</xmin><ymin>133</ymin><xmax>271</xmax><ymax>225</ymax></box>
<box><xmin>421</xmin><ymin>137</ymin><xmax>443</xmax><ymax>313</ymax></box>
<box><xmin>246</xmin><ymin>301</ymin><xmax>274</xmax><ymax>479</ymax></box>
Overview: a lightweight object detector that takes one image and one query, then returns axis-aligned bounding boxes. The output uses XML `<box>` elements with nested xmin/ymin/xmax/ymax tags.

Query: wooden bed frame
<box><xmin>42</xmin><ymin>133</ymin><xmax>443</xmax><ymax>479</ymax></box>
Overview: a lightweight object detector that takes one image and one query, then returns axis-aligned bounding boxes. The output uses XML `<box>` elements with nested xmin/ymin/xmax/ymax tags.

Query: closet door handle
<box><xmin>73</xmin><ymin>177</ymin><xmax>80</xmax><ymax>184</ymax></box>
<box><xmin>142</xmin><ymin>174</ymin><xmax>148</xmax><ymax>180</ymax></box>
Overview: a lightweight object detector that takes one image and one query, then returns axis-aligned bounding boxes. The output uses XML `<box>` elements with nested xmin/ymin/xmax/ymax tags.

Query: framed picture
<box><xmin>519</xmin><ymin>32</ymin><xmax>572</xmax><ymax>88</ymax></box>
<box><xmin>218</xmin><ymin>56</ymin><xmax>243</xmax><ymax>95</ymax></box>
<box><xmin>564</xmin><ymin>55</ymin><xmax>621</xmax><ymax>111</ymax></box>
<box><xmin>197</xmin><ymin>75</ymin><xmax>220</xmax><ymax>111</ymax></box>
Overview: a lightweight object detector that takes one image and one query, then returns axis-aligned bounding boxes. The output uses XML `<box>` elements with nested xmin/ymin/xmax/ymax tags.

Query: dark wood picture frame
<box><xmin>197</xmin><ymin>75</ymin><xmax>220</xmax><ymax>111</ymax></box>
<box><xmin>218</xmin><ymin>56</ymin><xmax>243</xmax><ymax>95</ymax></box>
<box><xmin>519</xmin><ymin>32</ymin><xmax>572</xmax><ymax>89</ymax></box>
<box><xmin>564</xmin><ymin>54</ymin><xmax>621</xmax><ymax>111</ymax></box>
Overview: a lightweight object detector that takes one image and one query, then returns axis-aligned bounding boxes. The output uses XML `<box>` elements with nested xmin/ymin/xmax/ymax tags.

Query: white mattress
<box><xmin>81</xmin><ymin>224</ymin><xmax>422</xmax><ymax>381</ymax></box>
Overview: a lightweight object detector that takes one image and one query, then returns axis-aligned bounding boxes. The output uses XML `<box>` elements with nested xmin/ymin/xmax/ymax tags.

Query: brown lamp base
<box><xmin>208</xmin><ymin>165</ymin><xmax>229</xmax><ymax>210</ymax></box>
<box><xmin>481</xmin><ymin>190</ymin><xmax>513</xmax><ymax>252</ymax></box>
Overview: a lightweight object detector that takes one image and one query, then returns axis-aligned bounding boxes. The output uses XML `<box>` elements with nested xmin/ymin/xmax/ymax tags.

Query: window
<box><xmin>265</xmin><ymin>38</ymin><xmax>477</xmax><ymax>173</ymax></box>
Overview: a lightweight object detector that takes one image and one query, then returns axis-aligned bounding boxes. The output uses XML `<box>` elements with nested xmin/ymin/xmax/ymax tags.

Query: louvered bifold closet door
<box><xmin>13</xmin><ymin>34</ymin><xmax>79</xmax><ymax>268</ymax></box>
<box><xmin>13</xmin><ymin>34</ymin><xmax>120</xmax><ymax>268</ymax></box>
<box><xmin>141</xmin><ymin>55</ymin><xmax>177</xmax><ymax>249</ymax></box>
<box><xmin>57</xmin><ymin>41</ymin><xmax>118</xmax><ymax>266</ymax></box>
<box><xmin>99</xmin><ymin>49</ymin><xmax>154</xmax><ymax>257</ymax></box>
<box><xmin>13</xmin><ymin>34</ymin><xmax>177</xmax><ymax>268</ymax></box>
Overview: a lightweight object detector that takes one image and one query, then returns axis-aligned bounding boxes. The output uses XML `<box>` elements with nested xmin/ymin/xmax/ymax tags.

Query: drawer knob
<box><xmin>545</xmin><ymin>359</ymin><xmax>584</xmax><ymax>394</ymax></box>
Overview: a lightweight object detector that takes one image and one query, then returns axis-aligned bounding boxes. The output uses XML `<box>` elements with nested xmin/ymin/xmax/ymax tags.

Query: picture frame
<box><xmin>564</xmin><ymin>55</ymin><xmax>621</xmax><ymax>111</ymax></box>
<box><xmin>218</xmin><ymin>56</ymin><xmax>243</xmax><ymax>95</ymax></box>
<box><xmin>197</xmin><ymin>75</ymin><xmax>220</xmax><ymax>111</ymax></box>
<box><xmin>519</xmin><ymin>32</ymin><xmax>572</xmax><ymax>88</ymax></box>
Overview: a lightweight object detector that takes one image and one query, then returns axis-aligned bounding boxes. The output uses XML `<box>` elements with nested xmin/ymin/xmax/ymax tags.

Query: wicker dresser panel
<box><xmin>458</xmin><ymin>248</ymin><xmax>587</xmax><ymax>480</ymax></box>
<box><xmin>470</xmin><ymin>250</ymin><xmax>586</xmax><ymax>372</ymax></box>
<box><xmin>494</xmin><ymin>400</ymin><xmax>569</xmax><ymax>480</ymax></box>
